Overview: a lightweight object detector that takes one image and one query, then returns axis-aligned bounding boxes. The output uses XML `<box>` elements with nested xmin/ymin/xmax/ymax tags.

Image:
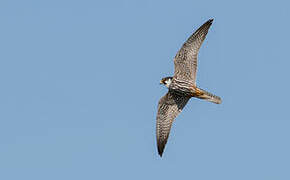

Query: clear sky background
<box><xmin>1</xmin><ymin>0</ymin><xmax>290</xmax><ymax>179</ymax></box>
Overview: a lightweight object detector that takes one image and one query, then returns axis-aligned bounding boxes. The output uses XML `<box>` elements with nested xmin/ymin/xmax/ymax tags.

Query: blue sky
<box><xmin>1</xmin><ymin>0</ymin><xmax>290</xmax><ymax>179</ymax></box>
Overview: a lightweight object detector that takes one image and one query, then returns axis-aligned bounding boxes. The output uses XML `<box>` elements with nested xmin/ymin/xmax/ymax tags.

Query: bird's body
<box><xmin>156</xmin><ymin>19</ymin><xmax>221</xmax><ymax>157</ymax></box>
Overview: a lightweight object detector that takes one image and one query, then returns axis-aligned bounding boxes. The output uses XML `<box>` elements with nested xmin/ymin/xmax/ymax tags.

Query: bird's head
<box><xmin>160</xmin><ymin>77</ymin><xmax>173</xmax><ymax>88</ymax></box>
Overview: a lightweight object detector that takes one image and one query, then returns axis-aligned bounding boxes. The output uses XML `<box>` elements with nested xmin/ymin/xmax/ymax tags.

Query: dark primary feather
<box><xmin>156</xmin><ymin>92</ymin><xmax>190</xmax><ymax>157</ymax></box>
<box><xmin>173</xmin><ymin>19</ymin><xmax>213</xmax><ymax>84</ymax></box>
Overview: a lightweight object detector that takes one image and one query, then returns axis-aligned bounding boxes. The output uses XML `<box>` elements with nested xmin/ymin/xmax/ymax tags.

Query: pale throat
<box><xmin>165</xmin><ymin>78</ymin><xmax>172</xmax><ymax>88</ymax></box>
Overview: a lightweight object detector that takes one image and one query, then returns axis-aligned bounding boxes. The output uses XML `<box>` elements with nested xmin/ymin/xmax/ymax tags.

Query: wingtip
<box><xmin>158</xmin><ymin>146</ymin><xmax>164</xmax><ymax>157</ymax></box>
<box><xmin>200</xmin><ymin>19</ymin><xmax>213</xmax><ymax>28</ymax></box>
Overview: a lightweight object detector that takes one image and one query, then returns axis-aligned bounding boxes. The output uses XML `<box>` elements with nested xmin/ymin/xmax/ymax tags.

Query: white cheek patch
<box><xmin>165</xmin><ymin>79</ymin><xmax>172</xmax><ymax>87</ymax></box>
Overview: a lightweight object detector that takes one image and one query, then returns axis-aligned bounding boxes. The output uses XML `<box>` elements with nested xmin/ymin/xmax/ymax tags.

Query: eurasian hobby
<box><xmin>156</xmin><ymin>19</ymin><xmax>221</xmax><ymax>157</ymax></box>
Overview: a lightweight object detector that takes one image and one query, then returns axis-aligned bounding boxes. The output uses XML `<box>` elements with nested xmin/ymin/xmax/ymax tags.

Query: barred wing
<box><xmin>156</xmin><ymin>92</ymin><xmax>190</xmax><ymax>157</ymax></box>
<box><xmin>173</xmin><ymin>19</ymin><xmax>213</xmax><ymax>84</ymax></box>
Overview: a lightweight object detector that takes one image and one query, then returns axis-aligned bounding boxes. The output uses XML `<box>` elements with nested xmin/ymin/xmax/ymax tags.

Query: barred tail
<box><xmin>196</xmin><ymin>88</ymin><xmax>222</xmax><ymax>104</ymax></box>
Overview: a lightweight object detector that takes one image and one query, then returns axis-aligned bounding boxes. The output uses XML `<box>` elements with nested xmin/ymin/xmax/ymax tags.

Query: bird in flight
<box><xmin>156</xmin><ymin>19</ymin><xmax>221</xmax><ymax>157</ymax></box>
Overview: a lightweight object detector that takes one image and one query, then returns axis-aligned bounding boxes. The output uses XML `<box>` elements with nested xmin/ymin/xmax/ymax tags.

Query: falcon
<box><xmin>156</xmin><ymin>19</ymin><xmax>221</xmax><ymax>157</ymax></box>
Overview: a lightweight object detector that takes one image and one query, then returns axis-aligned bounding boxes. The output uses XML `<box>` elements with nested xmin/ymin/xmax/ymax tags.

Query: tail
<box><xmin>195</xmin><ymin>88</ymin><xmax>222</xmax><ymax>104</ymax></box>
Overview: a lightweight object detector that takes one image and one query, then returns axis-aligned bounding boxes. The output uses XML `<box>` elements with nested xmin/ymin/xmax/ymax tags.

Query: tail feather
<box><xmin>196</xmin><ymin>88</ymin><xmax>222</xmax><ymax>104</ymax></box>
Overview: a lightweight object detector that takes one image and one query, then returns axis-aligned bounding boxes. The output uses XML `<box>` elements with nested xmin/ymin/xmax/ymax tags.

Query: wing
<box><xmin>156</xmin><ymin>91</ymin><xmax>190</xmax><ymax>157</ymax></box>
<box><xmin>173</xmin><ymin>19</ymin><xmax>213</xmax><ymax>85</ymax></box>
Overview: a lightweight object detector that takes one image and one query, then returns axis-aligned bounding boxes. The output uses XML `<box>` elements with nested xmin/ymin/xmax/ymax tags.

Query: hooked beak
<box><xmin>159</xmin><ymin>80</ymin><xmax>163</xmax><ymax>85</ymax></box>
